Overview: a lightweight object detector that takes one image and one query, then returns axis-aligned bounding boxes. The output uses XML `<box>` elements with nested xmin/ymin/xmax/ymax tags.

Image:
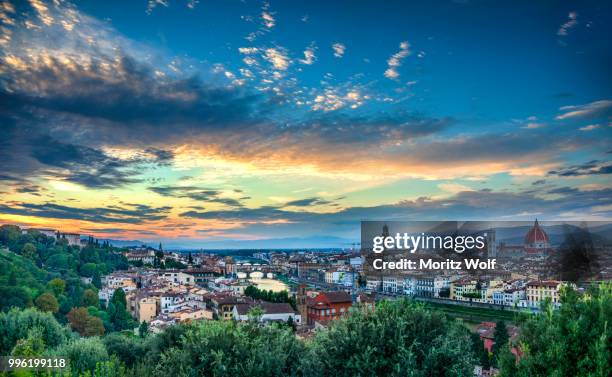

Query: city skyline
<box><xmin>1</xmin><ymin>0</ymin><xmax>611</xmax><ymax>248</ymax></box>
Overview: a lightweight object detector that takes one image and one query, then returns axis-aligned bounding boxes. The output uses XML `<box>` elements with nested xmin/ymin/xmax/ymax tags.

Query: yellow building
<box><xmin>136</xmin><ymin>297</ymin><xmax>159</xmax><ymax>323</ymax></box>
<box><xmin>526</xmin><ymin>280</ymin><xmax>564</xmax><ymax>307</ymax></box>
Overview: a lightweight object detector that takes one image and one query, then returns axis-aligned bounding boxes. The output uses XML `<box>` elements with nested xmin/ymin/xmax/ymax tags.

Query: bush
<box><xmin>0</xmin><ymin>307</ymin><xmax>72</xmax><ymax>354</ymax></box>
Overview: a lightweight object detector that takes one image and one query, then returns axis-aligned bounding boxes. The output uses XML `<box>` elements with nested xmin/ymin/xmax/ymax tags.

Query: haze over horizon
<box><xmin>1</xmin><ymin>0</ymin><xmax>611</xmax><ymax>248</ymax></box>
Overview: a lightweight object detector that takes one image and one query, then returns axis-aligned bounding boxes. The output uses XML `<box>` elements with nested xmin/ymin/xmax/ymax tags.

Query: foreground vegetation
<box><xmin>0</xmin><ymin>284</ymin><xmax>609</xmax><ymax>377</ymax></box>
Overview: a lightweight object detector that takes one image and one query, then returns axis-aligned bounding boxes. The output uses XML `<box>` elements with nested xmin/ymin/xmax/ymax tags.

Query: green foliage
<box><xmin>0</xmin><ymin>225</ymin><xmax>129</xmax><ymax>330</ymax></box>
<box><xmin>153</xmin><ymin>320</ymin><xmax>305</xmax><ymax>377</ymax></box>
<box><xmin>303</xmin><ymin>299</ymin><xmax>475</xmax><ymax>377</ymax></box>
<box><xmin>108</xmin><ymin>288</ymin><xmax>135</xmax><ymax>331</ymax></box>
<box><xmin>47</xmin><ymin>278</ymin><xmax>66</xmax><ymax>296</ymax></box>
<box><xmin>104</xmin><ymin>333</ymin><xmax>146</xmax><ymax>367</ymax></box>
<box><xmin>82</xmin><ymin>289</ymin><xmax>99</xmax><ymax>308</ymax></box>
<box><xmin>244</xmin><ymin>285</ymin><xmax>296</xmax><ymax>309</ymax></box>
<box><xmin>499</xmin><ymin>284</ymin><xmax>612</xmax><ymax>377</ymax></box>
<box><xmin>0</xmin><ymin>307</ymin><xmax>72</xmax><ymax>355</ymax></box>
<box><xmin>51</xmin><ymin>336</ymin><xmax>109</xmax><ymax>375</ymax></box>
<box><xmin>491</xmin><ymin>320</ymin><xmax>509</xmax><ymax>366</ymax></box>
<box><xmin>35</xmin><ymin>292</ymin><xmax>60</xmax><ymax>313</ymax></box>
<box><xmin>470</xmin><ymin>332</ymin><xmax>491</xmax><ymax>369</ymax></box>
<box><xmin>22</xmin><ymin>242</ymin><xmax>37</xmax><ymax>260</ymax></box>
<box><xmin>11</xmin><ymin>326</ymin><xmax>46</xmax><ymax>357</ymax></box>
<box><xmin>164</xmin><ymin>259</ymin><xmax>187</xmax><ymax>269</ymax></box>
<box><xmin>139</xmin><ymin>321</ymin><xmax>149</xmax><ymax>338</ymax></box>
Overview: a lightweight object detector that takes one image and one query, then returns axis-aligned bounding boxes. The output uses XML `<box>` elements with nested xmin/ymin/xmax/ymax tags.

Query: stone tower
<box><xmin>296</xmin><ymin>283</ymin><xmax>307</xmax><ymax>324</ymax></box>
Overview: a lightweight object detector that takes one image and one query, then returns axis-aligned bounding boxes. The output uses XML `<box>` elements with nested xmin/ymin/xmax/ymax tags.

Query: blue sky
<box><xmin>0</xmin><ymin>0</ymin><xmax>610</xmax><ymax>248</ymax></box>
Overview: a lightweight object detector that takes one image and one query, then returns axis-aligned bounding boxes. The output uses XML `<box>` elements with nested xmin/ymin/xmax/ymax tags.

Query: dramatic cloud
<box><xmin>148</xmin><ymin>186</ymin><xmax>245</xmax><ymax>207</ymax></box>
<box><xmin>181</xmin><ymin>187</ymin><xmax>612</xmax><ymax>227</ymax></box>
<box><xmin>548</xmin><ymin>160</ymin><xmax>612</xmax><ymax>177</ymax></box>
<box><xmin>0</xmin><ymin>202</ymin><xmax>171</xmax><ymax>224</ymax></box>
<box><xmin>284</xmin><ymin>197</ymin><xmax>332</xmax><ymax>207</ymax></box>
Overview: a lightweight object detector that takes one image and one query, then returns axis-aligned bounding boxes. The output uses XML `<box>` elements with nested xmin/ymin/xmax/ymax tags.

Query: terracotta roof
<box><xmin>323</xmin><ymin>291</ymin><xmax>351</xmax><ymax>303</ymax></box>
<box><xmin>527</xmin><ymin>280</ymin><xmax>561</xmax><ymax>287</ymax></box>
<box><xmin>235</xmin><ymin>301</ymin><xmax>296</xmax><ymax>316</ymax></box>
<box><xmin>524</xmin><ymin>219</ymin><xmax>550</xmax><ymax>244</ymax></box>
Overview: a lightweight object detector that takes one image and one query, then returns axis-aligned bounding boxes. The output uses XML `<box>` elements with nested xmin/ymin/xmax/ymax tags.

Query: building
<box><xmin>61</xmin><ymin>232</ymin><xmax>81</xmax><ymax>247</ymax></box>
<box><xmin>208</xmin><ymin>294</ymin><xmax>253</xmax><ymax>320</ymax></box>
<box><xmin>232</xmin><ymin>301</ymin><xmax>301</xmax><ymax>324</ymax></box>
<box><xmin>136</xmin><ymin>297</ymin><xmax>159</xmax><ymax>323</ymax></box>
<box><xmin>306</xmin><ymin>291</ymin><xmax>352</xmax><ymax>325</ymax></box>
<box><xmin>524</xmin><ymin>219</ymin><xmax>551</xmax><ymax>255</ymax></box>
<box><xmin>169</xmin><ymin>308</ymin><xmax>213</xmax><ymax>322</ymax></box>
<box><xmin>526</xmin><ymin>280</ymin><xmax>564</xmax><ymax>308</ymax></box>
<box><xmin>296</xmin><ymin>284</ymin><xmax>307</xmax><ymax>322</ymax></box>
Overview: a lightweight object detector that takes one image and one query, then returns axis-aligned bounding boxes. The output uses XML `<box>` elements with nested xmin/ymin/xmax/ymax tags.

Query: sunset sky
<box><xmin>1</xmin><ymin>0</ymin><xmax>610</xmax><ymax>248</ymax></box>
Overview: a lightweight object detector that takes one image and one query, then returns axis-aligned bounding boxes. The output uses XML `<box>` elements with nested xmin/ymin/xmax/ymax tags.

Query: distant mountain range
<box><xmin>99</xmin><ymin>235</ymin><xmax>355</xmax><ymax>251</ymax></box>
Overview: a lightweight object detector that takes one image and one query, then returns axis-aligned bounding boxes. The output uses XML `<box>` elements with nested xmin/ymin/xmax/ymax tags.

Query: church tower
<box><xmin>296</xmin><ymin>283</ymin><xmax>307</xmax><ymax>325</ymax></box>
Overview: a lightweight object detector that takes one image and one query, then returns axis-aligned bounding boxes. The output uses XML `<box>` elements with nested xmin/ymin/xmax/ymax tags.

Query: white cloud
<box><xmin>239</xmin><ymin>47</ymin><xmax>259</xmax><ymax>54</ymax></box>
<box><xmin>556</xmin><ymin>100</ymin><xmax>612</xmax><ymax>120</ymax></box>
<box><xmin>261</xmin><ymin>2</ymin><xmax>275</xmax><ymax>29</ymax></box>
<box><xmin>299</xmin><ymin>45</ymin><xmax>317</xmax><ymax>65</ymax></box>
<box><xmin>332</xmin><ymin>43</ymin><xmax>345</xmax><ymax>58</ymax></box>
<box><xmin>146</xmin><ymin>0</ymin><xmax>169</xmax><ymax>15</ymax></box>
<box><xmin>264</xmin><ymin>48</ymin><xmax>289</xmax><ymax>70</ymax></box>
<box><xmin>384</xmin><ymin>41</ymin><xmax>410</xmax><ymax>80</ymax></box>
<box><xmin>522</xmin><ymin>122</ymin><xmax>546</xmax><ymax>129</ymax></box>
<box><xmin>579</xmin><ymin>124</ymin><xmax>600</xmax><ymax>131</ymax></box>
<box><xmin>558</xmin><ymin>11</ymin><xmax>578</xmax><ymax>36</ymax></box>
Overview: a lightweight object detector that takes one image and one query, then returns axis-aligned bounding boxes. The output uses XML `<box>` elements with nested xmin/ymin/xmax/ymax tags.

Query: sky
<box><xmin>0</xmin><ymin>0</ymin><xmax>611</xmax><ymax>248</ymax></box>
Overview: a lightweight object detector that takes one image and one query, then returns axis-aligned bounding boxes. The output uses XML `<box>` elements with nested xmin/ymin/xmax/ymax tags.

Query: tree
<box><xmin>92</xmin><ymin>271</ymin><xmax>102</xmax><ymax>289</ymax></box>
<box><xmin>0</xmin><ymin>307</ymin><xmax>71</xmax><ymax>355</ymax></box>
<box><xmin>67</xmin><ymin>307</ymin><xmax>105</xmax><ymax>336</ymax></box>
<box><xmin>8</xmin><ymin>270</ymin><xmax>17</xmax><ymax>286</ymax></box>
<box><xmin>492</xmin><ymin>320</ymin><xmax>509</xmax><ymax>366</ymax></box>
<box><xmin>11</xmin><ymin>327</ymin><xmax>46</xmax><ymax>357</ymax></box>
<box><xmin>153</xmin><ymin>320</ymin><xmax>304</xmax><ymax>377</ymax></box>
<box><xmin>47</xmin><ymin>278</ymin><xmax>66</xmax><ymax>296</ymax></box>
<box><xmin>188</xmin><ymin>252</ymin><xmax>193</xmax><ymax>265</ymax></box>
<box><xmin>471</xmin><ymin>332</ymin><xmax>491</xmax><ymax>369</ymax></box>
<box><xmin>0</xmin><ymin>286</ymin><xmax>32</xmax><ymax>310</ymax></box>
<box><xmin>108</xmin><ymin>288</ymin><xmax>133</xmax><ymax>331</ymax></box>
<box><xmin>51</xmin><ymin>337</ymin><xmax>109</xmax><ymax>375</ymax></box>
<box><xmin>139</xmin><ymin>320</ymin><xmax>149</xmax><ymax>338</ymax></box>
<box><xmin>82</xmin><ymin>288</ymin><xmax>99</xmax><ymax>307</ymax></box>
<box><xmin>247</xmin><ymin>306</ymin><xmax>264</xmax><ymax>322</ymax></box>
<box><xmin>80</xmin><ymin>262</ymin><xmax>98</xmax><ymax>277</ymax></box>
<box><xmin>21</xmin><ymin>242</ymin><xmax>37</xmax><ymax>260</ymax></box>
<box><xmin>499</xmin><ymin>284</ymin><xmax>611</xmax><ymax>377</ymax></box>
<box><xmin>303</xmin><ymin>299</ymin><xmax>475</xmax><ymax>377</ymax></box>
<box><xmin>35</xmin><ymin>292</ymin><xmax>59</xmax><ymax>313</ymax></box>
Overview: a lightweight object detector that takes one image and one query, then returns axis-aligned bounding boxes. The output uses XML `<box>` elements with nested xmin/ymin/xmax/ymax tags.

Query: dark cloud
<box><xmin>285</xmin><ymin>197</ymin><xmax>332</xmax><ymax>207</ymax></box>
<box><xmin>148</xmin><ymin>186</ymin><xmax>245</xmax><ymax>207</ymax></box>
<box><xmin>181</xmin><ymin>187</ymin><xmax>612</xmax><ymax>227</ymax></box>
<box><xmin>0</xmin><ymin>202</ymin><xmax>171</xmax><ymax>224</ymax></box>
<box><xmin>548</xmin><ymin>160</ymin><xmax>612</xmax><ymax>177</ymax></box>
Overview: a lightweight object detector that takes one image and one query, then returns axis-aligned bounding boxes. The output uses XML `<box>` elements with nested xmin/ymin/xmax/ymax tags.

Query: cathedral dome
<box><xmin>524</xmin><ymin>219</ymin><xmax>549</xmax><ymax>246</ymax></box>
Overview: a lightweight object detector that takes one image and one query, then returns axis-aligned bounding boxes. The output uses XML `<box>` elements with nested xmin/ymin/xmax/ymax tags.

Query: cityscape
<box><xmin>0</xmin><ymin>0</ymin><xmax>611</xmax><ymax>376</ymax></box>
